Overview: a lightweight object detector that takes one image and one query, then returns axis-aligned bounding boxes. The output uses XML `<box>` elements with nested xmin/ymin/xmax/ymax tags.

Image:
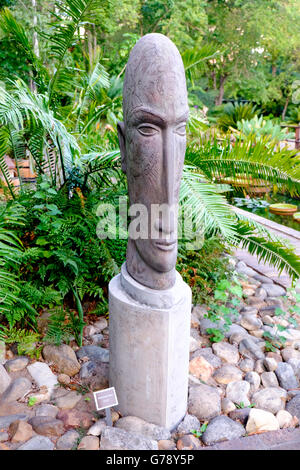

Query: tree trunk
<box><xmin>272</xmin><ymin>64</ymin><xmax>277</xmax><ymax>77</ymax></box>
<box><xmin>215</xmin><ymin>75</ymin><xmax>227</xmax><ymax>106</ymax></box>
<box><xmin>281</xmin><ymin>96</ymin><xmax>289</xmax><ymax>121</ymax></box>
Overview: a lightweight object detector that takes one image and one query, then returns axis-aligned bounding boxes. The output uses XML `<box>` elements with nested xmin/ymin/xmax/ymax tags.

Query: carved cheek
<box><xmin>128</xmin><ymin>131</ymin><xmax>162</xmax><ymax>178</ymax></box>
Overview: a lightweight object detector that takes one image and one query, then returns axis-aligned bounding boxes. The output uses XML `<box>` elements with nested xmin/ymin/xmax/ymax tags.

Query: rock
<box><xmin>87</xmin><ymin>419</ymin><xmax>107</xmax><ymax>436</ymax></box>
<box><xmin>201</xmin><ymin>416</ymin><xmax>245</xmax><ymax>445</ymax></box>
<box><xmin>0</xmin><ymin>341</ymin><xmax>5</xmax><ymax>365</ymax></box>
<box><xmin>261</xmin><ymin>284</ymin><xmax>286</xmax><ymax>297</ymax></box>
<box><xmin>288</xmin><ymin>359</ymin><xmax>300</xmax><ymax>379</ymax></box>
<box><xmin>57</xmin><ymin>374</ymin><xmax>71</xmax><ymax>385</ymax></box>
<box><xmin>0</xmin><ymin>414</ymin><xmax>28</xmax><ymax>429</ymax></box>
<box><xmin>189</xmin><ymin>337</ymin><xmax>200</xmax><ymax>353</ymax></box>
<box><xmin>212</xmin><ymin>342</ymin><xmax>239</xmax><ymax>364</ymax></box>
<box><xmin>192</xmin><ymin>305</ymin><xmax>208</xmax><ymax>321</ymax></box>
<box><xmin>255</xmin><ymin>287</ymin><xmax>267</xmax><ymax>301</ymax></box>
<box><xmin>225</xmin><ymin>324</ymin><xmax>247</xmax><ymax>339</ymax></box>
<box><xmin>4</xmin><ymin>357</ymin><xmax>29</xmax><ymax>372</ymax></box>
<box><xmin>229</xmin><ymin>331</ymin><xmax>249</xmax><ymax>345</ymax></box>
<box><xmin>176</xmin><ymin>414</ymin><xmax>201</xmax><ymax>436</ymax></box>
<box><xmin>266</xmin><ymin>351</ymin><xmax>282</xmax><ymax>362</ymax></box>
<box><xmin>189</xmin><ymin>356</ymin><xmax>214</xmax><ymax>382</ymax></box>
<box><xmin>279</xmin><ymin>329</ymin><xmax>300</xmax><ymax>344</ymax></box>
<box><xmin>275</xmin><ymin>362</ymin><xmax>299</xmax><ymax>390</ymax></box>
<box><xmin>77</xmin><ymin>435</ymin><xmax>99</xmax><ymax>450</ymax></box>
<box><xmin>239</xmin><ymin>338</ymin><xmax>265</xmax><ymax>360</ymax></box>
<box><xmin>79</xmin><ymin>361</ymin><xmax>109</xmax><ymax>390</ymax></box>
<box><xmin>226</xmin><ymin>381</ymin><xmax>250</xmax><ymax>407</ymax></box>
<box><xmin>76</xmin><ymin>345</ymin><xmax>109</xmax><ymax>363</ymax></box>
<box><xmin>261</xmin><ymin>372</ymin><xmax>279</xmax><ymax>388</ymax></box>
<box><xmin>90</xmin><ymin>334</ymin><xmax>104</xmax><ymax>346</ymax></box>
<box><xmin>221</xmin><ymin>398</ymin><xmax>236</xmax><ymax>414</ymax></box>
<box><xmin>276</xmin><ymin>410</ymin><xmax>294</xmax><ymax>429</ymax></box>
<box><xmin>9</xmin><ymin>420</ymin><xmax>33</xmax><ymax>442</ymax></box>
<box><xmin>54</xmin><ymin>391</ymin><xmax>82</xmax><ymax>410</ymax></box>
<box><xmin>213</xmin><ymin>364</ymin><xmax>243</xmax><ymax>385</ymax></box>
<box><xmin>190</xmin><ymin>312</ymin><xmax>200</xmax><ymax>328</ymax></box>
<box><xmin>251</xmin><ymin>330</ymin><xmax>264</xmax><ymax>339</ymax></box>
<box><xmin>191</xmin><ymin>348</ymin><xmax>222</xmax><ymax>368</ymax></box>
<box><xmin>115</xmin><ymin>416</ymin><xmax>170</xmax><ymax>440</ymax></box>
<box><xmin>262</xmin><ymin>315</ymin><xmax>275</xmax><ymax>325</ymax></box>
<box><xmin>43</xmin><ymin>344</ymin><xmax>80</xmax><ymax>377</ymax></box>
<box><xmin>244</xmin><ymin>371</ymin><xmax>260</xmax><ymax>394</ymax></box>
<box><xmin>28</xmin><ymin>416</ymin><xmax>64</xmax><ymax>436</ymax></box>
<box><xmin>285</xmin><ymin>394</ymin><xmax>300</xmax><ymax>421</ymax></box>
<box><xmin>239</xmin><ymin>358</ymin><xmax>254</xmax><ymax>373</ymax></box>
<box><xmin>56</xmin><ymin>430</ymin><xmax>80</xmax><ymax>450</ymax></box>
<box><xmin>27</xmin><ymin>362</ymin><xmax>58</xmax><ymax>395</ymax></box>
<box><xmin>255</xmin><ymin>359</ymin><xmax>266</xmax><ymax>374</ymax></box>
<box><xmin>0</xmin><ymin>432</ymin><xmax>9</xmax><ymax>442</ymax></box>
<box><xmin>188</xmin><ymin>384</ymin><xmax>221</xmax><ymax>420</ymax></box>
<box><xmin>0</xmin><ymin>377</ymin><xmax>32</xmax><ymax>404</ymax></box>
<box><xmin>263</xmin><ymin>357</ymin><xmax>278</xmax><ymax>372</ymax></box>
<box><xmin>240</xmin><ymin>306</ymin><xmax>259</xmax><ymax>315</ymax></box>
<box><xmin>0</xmin><ymin>364</ymin><xmax>11</xmax><ymax>395</ymax></box>
<box><xmin>17</xmin><ymin>435</ymin><xmax>55</xmax><ymax>450</ymax></box>
<box><xmin>100</xmin><ymin>427</ymin><xmax>158</xmax><ymax>450</ymax></box>
<box><xmin>236</xmin><ymin>262</ymin><xmax>256</xmax><ymax>277</ymax></box>
<box><xmin>243</xmin><ymin>288</ymin><xmax>256</xmax><ymax>296</ymax></box>
<box><xmin>246</xmin><ymin>408</ymin><xmax>279</xmax><ymax>434</ymax></box>
<box><xmin>176</xmin><ymin>434</ymin><xmax>202</xmax><ymax>450</ymax></box>
<box><xmin>158</xmin><ymin>440</ymin><xmax>176</xmax><ymax>450</ymax></box>
<box><xmin>56</xmin><ymin>409</ymin><xmax>94</xmax><ymax>429</ymax></box>
<box><xmin>252</xmin><ymin>387</ymin><xmax>287</xmax><ymax>414</ymax></box>
<box><xmin>241</xmin><ymin>315</ymin><xmax>263</xmax><ymax>331</ymax></box>
<box><xmin>93</xmin><ymin>318</ymin><xmax>108</xmax><ymax>332</ymax></box>
<box><xmin>26</xmin><ymin>389</ymin><xmax>50</xmax><ymax>405</ymax></box>
<box><xmin>281</xmin><ymin>347</ymin><xmax>300</xmax><ymax>362</ymax></box>
<box><xmin>83</xmin><ymin>325</ymin><xmax>97</xmax><ymax>337</ymax></box>
<box><xmin>35</xmin><ymin>404</ymin><xmax>58</xmax><ymax>419</ymax></box>
<box><xmin>228</xmin><ymin>408</ymin><xmax>250</xmax><ymax>425</ymax></box>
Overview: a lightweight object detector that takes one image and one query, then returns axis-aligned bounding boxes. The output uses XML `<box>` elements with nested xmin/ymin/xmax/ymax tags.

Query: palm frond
<box><xmin>182</xmin><ymin>44</ymin><xmax>223</xmax><ymax>82</ymax></box>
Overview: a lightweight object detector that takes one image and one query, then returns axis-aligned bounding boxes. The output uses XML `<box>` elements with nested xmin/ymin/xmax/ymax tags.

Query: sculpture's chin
<box><xmin>136</xmin><ymin>239</ymin><xmax>178</xmax><ymax>273</ymax></box>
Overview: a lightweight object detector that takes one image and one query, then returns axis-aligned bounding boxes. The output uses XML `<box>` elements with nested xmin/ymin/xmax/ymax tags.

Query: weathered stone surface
<box><xmin>54</xmin><ymin>391</ymin><xmax>82</xmax><ymax>410</ymax></box>
<box><xmin>240</xmin><ymin>306</ymin><xmax>258</xmax><ymax>315</ymax></box>
<box><xmin>244</xmin><ymin>371</ymin><xmax>260</xmax><ymax>394</ymax></box>
<box><xmin>0</xmin><ymin>431</ymin><xmax>9</xmax><ymax>442</ymax></box>
<box><xmin>35</xmin><ymin>404</ymin><xmax>58</xmax><ymax>419</ymax></box>
<box><xmin>212</xmin><ymin>342</ymin><xmax>239</xmax><ymax>364</ymax></box>
<box><xmin>76</xmin><ymin>345</ymin><xmax>109</xmax><ymax>363</ymax></box>
<box><xmin>261</xmin><ymin>284</ymin><xmax>286</xmax><ymax>297</ymax></box>
<box><xmin>115</xmin><ymin>416</ymin><xmax>170</xmax><ymax>440</ymax></box>
<box><xmin>188</xmin><ymin>384</ymin><xmax>221</xmax><ymax>420</ymax></box>
<box><xmin>79</xmin><ymin>361</ymin><xmax>109</xmax><ymax>390</ymax></box>
<box><xmin>255</xmin><ymin>359</ymin><xmax>266</xmax><ymax>374</ymax></box>
<box><xmin>255</xmin><ymin>287</ymin><xmax>267</xmax><ymax>301</ymax></box>
<box><xmin>201</xmin><ymin>416</ymin><xmax>245</xmax><ymax>445</ymax></box>
<box><xmin>4</xmin><ymin>357</ymin><xmax>29</xmax><ymax>372</ymax></box>
<box><xmin>87</xmin><ymin>419</ymin><xmax>107</xmax><ymax>436</ymax></box>
<box><xmin>228</xmin><ymin>408</ymin><xmax>250</xmax><ymax>425</ymax></box>
<box><xmin>239</xmin><ymin>358</ymin><xmax>254</xmax><ymax>373</ymax></box>
<box><xmin>275</xmin><ymin>362</ymin><xmax>299</xmax><ymax>390</ymax></box>
<box><xmin>276</xmin><ymin>410</ymin><xmax>294</xmax><ymax>429</ymax></box>
<box><xmin>261</xmin><ymin>372</ymin><xmax>279</xmax><ymax>388</ymax></box>
<box><xmin>281</xmin><ymin>347</ymin><xmax>300</xmax><ymax>362</ymax></box>
<box><xmin>246</xmin><ymin>408</ymin><xmax>279</xmax><ymax>434</ymax></box>
<box><xmin>27</xmin><ymin>362</ymin><xmax>58</xmax><ymax>394</ymax></box>
<box><xmin>0</xmin><ymin>414</ymin><xmax>28</xmax><ymax>429</ymax></box>
<box><xmin>252</xmin><ymin>273</ymin><xmax>273</xmax><ymax>284</ymax></box>
<box><xmin>191</xmin><ymin>348</ymin><xmax>222</xmax><ymax>368</ymax></box>
<box><xmin>56</xmin><ymin>409</ymin><xmax>94</xmax><ymax>429</ymax></box>
<box><xmin>200</xmin><ymin>318</ymin><xmax>225</xmax><ymax>336</ymax></box>
<box><xmin>225</xmin><ymin>324</ymin><xmax>248</xmax><ymax>339</ymax></box>
<box><xmin>176</xmin><ymin>434</ymin><xmax>202</xmax><ymax>450</ymax></box>
<box><xmin>56</xmin><ymin>430</ymin><xmax>80</xmax><ymax>450</ymax></box>
<box><xmin>0</xmin><ymin>377</ymin><xmax>32</xmax><ymax>404</ymax></box>
<box><xmin>189</xmin><ymin>336</ymin><xmax>201</xmax><ymax>353</ymax></box>
<box><xmin>0</xmin><ymin>364</ymin><xmax>11</xmax><ymax>395</ymax></box>
<box><xmin>9</xmin><ymin>420</ymin><xmax>33</xmax><ymax>442</ymax></box>
<box><xmin>77</xmin><ymin>435</ymin><xmax>100</xmax><ymax>450</ymax></box>
<box><xmin>93</xmin><ymin>318</ymin><xmax>108</xmax><ymax>332</ymax></box>
<box><xmin>213</xmin><ymin>364</ymin><xmax>243</xmax><ymax>385</ymax></box>
<box><xmin>57</xmin><ymin>374</ymin><xmax>71</xmax><ymax>385</ymax></box>
<box><xmin>28</xmin><ymin>416</ymin><xmax>64</xmax><ymax>436</ymax></box>
<box><xmin>240</xmin><ymin>315</ymin><xmax>263</xmax><ymax>331</ymax></box>
<box><xmin>226</xmin><ymin>381</ymin><xmax>250</xmax><ymax>406</ymax></box>
<box><xmin>221</xmin><ymin>398</ymin><xmax>236</xmax><ymax>414</ymax></box>
<box><xmin>263</xmin><ymin>357</ymin><xmax>278</xmax><ymax>372</ymax></box>
<box><xmin>43</xmin><ymin>344</ymin><xmax>81</xmax><ymax>376</ymax></box>
<box><xmin>158</xmin><ymin>439</ymin><xmax>176</xmax><ymax>450</ymax></box>
<box><xmin>252</xmin><ymin>387</ymin><xmax>287</xmax><ymax>414</ymax></box>
<box><xmin>189</xmin><ymin>356</ymin><xmax>214</xmax><ymax>382</ymax></box>
<box><xmin>17</xmin><ymin>435</ymin><xmax>55</xmax><ymax>450</ymax></box>
<box><xmin>239</xmin><ymin>338</ymin><xmax>265</xmax><ymax>360</ymax></box>
<box><xmin>90</xmin><ymin>334</ymin><xmax>105</xmax><ymax>346</ymax></box>
<box><xmin>100</xmin><ymin>427</ymin><xmax>158</xmax><ymax>450</ymax></box>
<box><xmin>285</xmin><ymin>394</ymin><xmax>300</xmax><ymax>421</ymax></box>
<box><xmin>176</xmin><ymin>414</ymin><xmax>201</xmax><ymax>436</ymax></box>
<box><xmin>288</xmin><ymin>359</ymin><xmax>300</xmax><ymax>379</ymax></box>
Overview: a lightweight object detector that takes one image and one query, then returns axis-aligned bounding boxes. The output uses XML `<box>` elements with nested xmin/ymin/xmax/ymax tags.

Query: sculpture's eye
<box><xmin>175</xmin><ymin>123</ymin><xmax>186</xmax><ymax>136</ymax></box>
<box><xmin>137</xmin><ymin>125</ymin><xmax>158</xmax><ymax>136</ymax></box>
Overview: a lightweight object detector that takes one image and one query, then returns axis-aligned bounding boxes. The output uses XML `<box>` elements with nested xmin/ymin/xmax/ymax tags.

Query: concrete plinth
<box><xmin>109</xmin><ymin>263</ymin><xmax>191</xmax><ymax>430</ymax></box>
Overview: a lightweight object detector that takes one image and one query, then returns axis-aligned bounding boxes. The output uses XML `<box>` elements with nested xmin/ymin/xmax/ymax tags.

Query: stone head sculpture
<box><xmin>117</xmin><ymin>33</ymin><xmax>188</xmax><ymax>290</ymax></box>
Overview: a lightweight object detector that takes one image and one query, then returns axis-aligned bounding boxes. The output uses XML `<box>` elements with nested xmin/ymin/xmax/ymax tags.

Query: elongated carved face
<box><xmin>118</xmin><ymin>33</ymin><xmax>188</xmax><ymax>289</ymax></box>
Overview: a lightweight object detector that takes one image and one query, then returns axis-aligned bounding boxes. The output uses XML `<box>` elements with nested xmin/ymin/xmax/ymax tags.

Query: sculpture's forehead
<box><xmin>123</xmin><ymin>34</ymin><xmax>188</xmax><ymax>121</ymax></box>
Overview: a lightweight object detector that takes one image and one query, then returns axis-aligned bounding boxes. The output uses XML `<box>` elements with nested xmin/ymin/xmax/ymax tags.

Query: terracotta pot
<box><xmin>269</xmin><ymin>203</ymin><xmax>298</xmax><ymax>215</ymax></box>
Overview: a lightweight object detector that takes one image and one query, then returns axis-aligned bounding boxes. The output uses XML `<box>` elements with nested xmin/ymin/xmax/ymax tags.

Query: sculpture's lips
<box><xmin>154</xmin><ymin>240</ymin><xmax>176</xmax><ymax>251</ymax></box>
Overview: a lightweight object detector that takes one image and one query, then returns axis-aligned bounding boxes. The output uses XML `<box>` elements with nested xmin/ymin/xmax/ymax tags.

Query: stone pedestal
<box><xmin>108</xmin><ymin>263</ymin><xmax>191</xmax><ymax>430</ymax></box>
